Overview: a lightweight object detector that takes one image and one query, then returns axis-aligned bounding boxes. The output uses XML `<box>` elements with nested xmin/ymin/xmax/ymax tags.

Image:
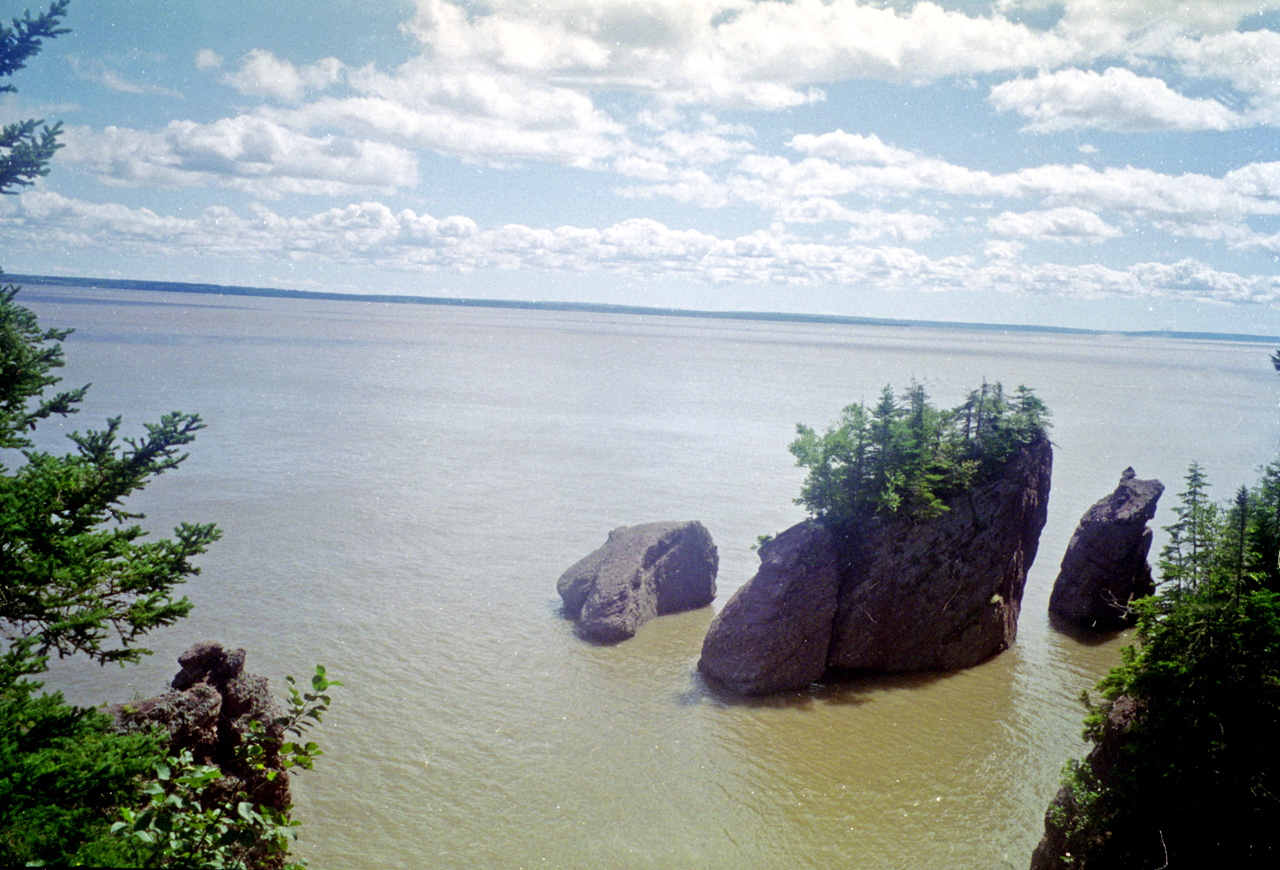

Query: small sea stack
<box><xmin>1049</xmin><ymin>468</ymin><xmax>1163</xmax><ymax>631</ymax></box>
<box><xmin>557</xmin><ymin>520</ymin><xmax>719</xmax><ymax>643</ymax></box>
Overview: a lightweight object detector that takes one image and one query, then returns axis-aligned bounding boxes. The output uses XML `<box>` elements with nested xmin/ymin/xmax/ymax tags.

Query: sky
<box><xmin>3</xmin><ymin>0</ymin><xmax>1280</xmax><ymax>333</ymax></box>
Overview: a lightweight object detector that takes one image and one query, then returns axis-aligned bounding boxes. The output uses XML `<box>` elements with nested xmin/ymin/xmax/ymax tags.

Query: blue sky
<box><xmin>4</xmin><ymin>0</ymin><xmax>1280</xmax><ymax>333</ymax></box>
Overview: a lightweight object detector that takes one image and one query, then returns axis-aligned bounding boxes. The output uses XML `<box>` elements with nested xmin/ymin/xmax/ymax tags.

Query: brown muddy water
<box><xmin>26</xmin><ymin>285</ymin><xmax>1280</xmax><ymax>868</ymax></box>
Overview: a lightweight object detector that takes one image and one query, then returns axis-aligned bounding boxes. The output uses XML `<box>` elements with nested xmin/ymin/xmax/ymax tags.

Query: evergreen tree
<box><xmin>1</xmin><ymin>10</ymin><xmax>336</xmax><ymax>866</ymax></box>
<box><xmin>0</xmin><ymin>0</ymin><xmax>67</xmax><ymax>195</ymax></box>
<box><xmin>0</xmin><ymin>7</ymin><xmax>217</xmax><ymax>864</ymax></box>
<box><xmin>1053</xmin><ymin>459</ymin><xmax>1280</xmax><ymax>867</ymax></box>
<box><xmin>789</xmin><ymin>380</ymin><xmax>1049</xmax><ymax>523</ymax></box>
<box><xmin>1158</xmin><ymin>461</ymin><xmax>1219</xmax><ymax>592</ymax></box>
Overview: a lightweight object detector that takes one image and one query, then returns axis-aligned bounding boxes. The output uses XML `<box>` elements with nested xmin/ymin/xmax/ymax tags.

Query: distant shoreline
<box><xmin>8</xmin><ymin>272</ymin><xmax>1278</xmax><ymax>345</ymax></box>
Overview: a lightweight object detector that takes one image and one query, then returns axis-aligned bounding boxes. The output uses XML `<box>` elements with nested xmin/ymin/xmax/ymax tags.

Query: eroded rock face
<box><xmin>698</xmin><ymin>521</ymin><xmax>839</xmax><ymax>695</ymax></box>
<box><xmin>829</xmin><ymin>435</ymin><xmax>1053</xmax><ymax>673</ymax></box>
<box><xmin>1048</xmin><ymin>468</ymin><xmax>1163</xmax><ymax>631</ymax></box>
<box><xmin>1029</xmin><ymin>695</ymin><xmax>1142</xmax><ymax>870</ymax></box>
<box><xmin>557</xmin><ymin>520</ymin><xmax>718</xmax><ymax>642</ymax></box>
<box><xmin>698</xmin><ymin>435</ymin><xmax>1052</xmax><ymax>694</ymax></box>
<box><xmin>106</xmin><ymin>642</ymin><xmax>289</xmax><ymax>813</ymax></box>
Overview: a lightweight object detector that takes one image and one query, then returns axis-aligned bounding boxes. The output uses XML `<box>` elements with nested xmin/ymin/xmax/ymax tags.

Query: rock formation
<box><xmin>699</xmin><ymin>434</ymin><xmax>1052</xmax><ymax>694</ymax></box>
<box><xmin>1048</xmin><ymin>468</ymin><xmax>1163</xmax><ymax>631</ymax></box>
<box><xmin>1029</xmin><ymin>695</ymin><xmax>1142</xmax><ymax>870</ymax></box>
<box><xmin>698</xmin><ymin>521</ymin><xmax>840</xmax><ymax>695</ymax></box>
<box><xmin>557</xmin><ymin>520</ymin><xmax>718</xmax><ymax>642</ymax></box>
<box><xmin>106</xmin><ymin>641</ymin><xmax>289</xmax><ymax>813</ymax></box>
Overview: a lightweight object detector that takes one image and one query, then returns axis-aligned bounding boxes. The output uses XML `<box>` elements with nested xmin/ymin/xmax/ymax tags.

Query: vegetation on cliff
<box><xmin>789</xmin><ymin>380</ymin><xmax>1050</xmax><ymax>523</ymax></box>
<box><xmin>1046</xmin><ymin>460</ymin><xmax>1280</xmax><ymax>867</ymax></box>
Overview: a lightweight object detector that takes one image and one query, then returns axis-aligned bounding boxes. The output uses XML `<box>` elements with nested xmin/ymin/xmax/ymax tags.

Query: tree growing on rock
<box><xmin>789</xmin><ymin>379</ymin><xmax>1050</xmax><ymax>523</ymax></box>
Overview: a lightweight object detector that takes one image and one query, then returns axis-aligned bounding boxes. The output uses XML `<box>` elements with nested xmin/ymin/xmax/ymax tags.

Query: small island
<box><xmin>699</xmin><ymin>381</ymin><xmax>1052</xmax><ymax>694</ymax></box>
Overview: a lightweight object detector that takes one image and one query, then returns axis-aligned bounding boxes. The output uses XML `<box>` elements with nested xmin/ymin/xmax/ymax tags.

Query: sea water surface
<box><xmin>24</xmin><ymin>285</ymin><xmax>1280</xmax><ymax>869</ymax></box>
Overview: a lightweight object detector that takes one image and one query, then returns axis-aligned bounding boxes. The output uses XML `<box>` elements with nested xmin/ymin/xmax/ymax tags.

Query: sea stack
<box><xmin>1048</xmin><ymin>468</ymin><xmax>1163</xmax><ymax>631</ymax></box>
<box><xmin>557</xmin><ymin>520</ymin><xmax>718</xmax><ymax>643</ymax></box>
<box><xmin>699</xmin><ymin>434</ymin><xmax>1052</xmax><ymax>695</ymax></box>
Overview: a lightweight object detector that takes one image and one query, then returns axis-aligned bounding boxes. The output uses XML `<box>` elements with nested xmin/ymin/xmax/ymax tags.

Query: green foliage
<box><xmin>1047</xmin><ymin>759</ymin><xmax>1108</xmax><ymax>867</ymax></box>
<box><xmin>1</xmin><ymin>0</ymin><xmax>68</xmax><ymax>195</ymax></box>
<box><xmin>112</xmin><ymin>666</ymin><xmax>340</xmax><ymax>870</ymax></box>
<box><xmin>1058</xmin><ymin>460</ymin><xmax>1280</xmax><ymax>866</ymax></box>
<box><xmin>789</xmin><ymin>379</ymin><xmax>1050</xmax><ymax>523</ymax></box>
<box><xmin>1</xmin><ymin>392</ymin><xmax>224</xmax><ymax>667</ymax></box>
<box><xmin>1</xmin><ymin>13</ymin><xmax>334</xmax><ymax>869</ymax></box>
<box><xmin>2</xmin><ymin>4</ymin><xmax>220</xmax><ymax>674</ymax></box>
<box><xmin>0</xmin><ymin>662</ymin><xmax>161</xmax><ymax>867</ymax></box>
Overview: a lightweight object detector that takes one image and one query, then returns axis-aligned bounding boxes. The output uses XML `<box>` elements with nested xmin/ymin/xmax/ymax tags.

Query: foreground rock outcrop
<box><xmin>1048</xmin><ymin>468</ymin><xmax>1163</xmax><ymax>631</ymax></box>
<box><xmin>699</xmin><ymin>434</ymin><xmax>1052</xmax><ymax>694</ymax></box>
<box><xmin>557</xmin><ymin>520</ymin><xmax>719</xmax><ymax>642</ymax></box>
<box><xmin>106</xmin><ymin>641</ymin><xmax>289</xmax><ymax>813</ymax></box>
<box><xmin>1029</xmin><ymin>695</ymin><xmax>1143</xmax><ymax>870</ymax></box>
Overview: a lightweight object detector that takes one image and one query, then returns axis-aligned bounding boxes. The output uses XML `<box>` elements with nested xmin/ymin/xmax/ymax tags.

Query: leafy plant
<box><xmin>112</xmin><ymin>666</ymin><xmax>341</xmax><ymax>869</ymax></box>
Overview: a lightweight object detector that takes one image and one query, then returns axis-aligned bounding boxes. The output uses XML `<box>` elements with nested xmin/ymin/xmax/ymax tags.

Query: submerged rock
<box><xmin>557</xmin><ymin>520</ymin><xmax>718</xmax><ymax>642</ymax></box>
<box><xmin>699</xmin><ymin>435</ymin><xmax>1052</xmax><ymax>694</ymax></box>
<box><xmin>1048</xmin><ymin>468</ymin><xmax>1163</xmax><ymax>631</ymax></box>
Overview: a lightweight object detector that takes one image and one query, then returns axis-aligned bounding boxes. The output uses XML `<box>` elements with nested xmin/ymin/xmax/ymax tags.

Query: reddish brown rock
<box><xmin>828</xmin><ymin>435</ymin><xmax>1052</xmax><ymax>672</ymax></box>
<box><xmin>106</xmin><ymin>642</ymin><xmax>289</xmax><ymax>813</ymax></box>
<box><xmin>1048</xmin><ymin>468</ymin><xmax>1163</xmax><ymax>631</ymax></box>
<box><xmin>698</xmin><ymin>521</ymin><xmax>840</xmax><ymax>695</ymax></box>
<box><xmin>557</xmin><ymin>520</ymin><xmax>718</xmax><ymax>642</ymax></box>
<box><xmin>698</xmin><ymin>435</ymin><xmax>1052</xmax><ymax>694</ymax></box>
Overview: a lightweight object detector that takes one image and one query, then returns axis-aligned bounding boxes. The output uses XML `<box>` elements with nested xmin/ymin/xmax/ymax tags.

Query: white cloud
<box><xmin>11</xmin><ymin>191</ymin><xmax>1279</xmax><ymax>306</ymax></box>
<box><xmin>987</xmin><ymin>206</ymin><xmax>1122</xmax><ymax>242</ymax></box>
<box><xmin>779</xmin><ymin>198</ymin><xmax>943</xmax><ymax>241</ymax></box>
<box><xmin>267</xmin><ymin>61</ymin><xmax>628</xmax><ymax>169</ymax></box>
<box><xmin>222</xmin><ymin>50</ymin><xmax>345</xmax><ymax>102</ymax></box>
<box><xmin>657</xmin><ymin>128</ymin><xmax>754</xmax><ymax>165</ymax></box>
<box><xmin>59</xmin><ymin>117</ymin><xmax>418</xmax><ymax>197</ymax></box>
<box><xmin>401</xmin><ymin>0</ymin><xmax>1077</xmax><ymax>110</ymax></box>
<box><xmin>621</xmin><ymin>133</ymin><xmax>1280</xmax><ymax>238</ymax></box>
<box><xmin>1171</xmin><ymin>29</ymin><xmax>1280</xmax><ymax>124</ymax></box>
<box><xmin>1055</xmin><ymin>0</ymin><xmax>1280</xmax><ymax>37</ymax></box>
<box><xmin>989</xmin><ymin>67</ymin><xmax>1239</xmax><ymax>133</ymax></box>
<box><xmin>196</xmin><ymin>49</ymin><xmax>223</xmax><ymax>71</ymax></box>
<box><xmin>984</xmin><ymin>238</ymin><xmax>1026</xmax><ymax>261</ymax></box>
<box><xmin>790</xmin><ymin>131</ymin><xmax>916</xmax><ymax>166</ymax></box>
<box><xmin>69</xmin><ymin>56</ymin><xmax>183</xmax><ymax>98</ymax></box>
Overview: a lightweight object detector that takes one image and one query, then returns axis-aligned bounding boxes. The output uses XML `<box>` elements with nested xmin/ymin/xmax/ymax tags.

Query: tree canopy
<box><xmin>1051</xmin><ymin>457</ymin><xmax>1280</xmax><ymax>867</ymax></box>
<box><xmin>0</xmin><ymin>0</ymin><xmax>67</xmax><ymax>195</ymax></box>
<box><xmin>789</xmin><ymin>379</ymin><xmax>1050</xmax><ymax>523</ymax></box>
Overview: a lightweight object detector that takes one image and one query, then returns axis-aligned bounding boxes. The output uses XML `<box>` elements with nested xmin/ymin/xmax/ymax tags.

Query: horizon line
<box><xmin>8</xmin><ymin>272</ymin><xmax>1279</xmax><ymax>345</ymax></box>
